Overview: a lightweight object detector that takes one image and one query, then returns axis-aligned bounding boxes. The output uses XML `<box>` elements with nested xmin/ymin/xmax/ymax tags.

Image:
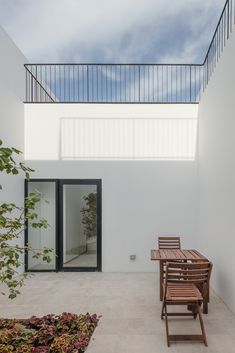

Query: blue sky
<box><xmin>0</xmin><ymin>0</ymin><xmax>226</xmax><ymax>63</ymax></box>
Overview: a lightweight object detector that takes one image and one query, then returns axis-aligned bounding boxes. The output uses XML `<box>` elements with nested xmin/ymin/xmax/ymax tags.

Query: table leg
<box><xmin>160</xmin><ymin>261</ymin><xmax>163</xmax><ymax>301</ymax></box>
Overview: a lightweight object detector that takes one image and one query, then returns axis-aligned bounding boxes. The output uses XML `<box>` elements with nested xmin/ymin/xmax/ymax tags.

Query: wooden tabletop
<box><xmin>151</xmin><ymin>249</ymin><xmax>208</xmax><ymax>261</ymax></box>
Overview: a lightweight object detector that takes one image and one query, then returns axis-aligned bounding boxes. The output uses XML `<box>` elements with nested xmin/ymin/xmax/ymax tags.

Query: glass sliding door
<box><xmin>60</xmin><ymin>180</ymin><xmax>101</xmax><ymax>271</ymax></box>
<box><xmin>25</xmin><ymin>179</ymin><xmax>101</xmax><ymax>272</ymax></box>
<box><xmin>26</xmin><ymin>180</ymin><xmax>57</xmax><ymax>271</ymax></box>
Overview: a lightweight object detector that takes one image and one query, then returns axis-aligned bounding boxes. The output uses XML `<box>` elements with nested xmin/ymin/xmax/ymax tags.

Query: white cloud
<box><xmin>0</xmin><ymin>0</ymin><xmax>226</xmax><ymax>63</ymax></box>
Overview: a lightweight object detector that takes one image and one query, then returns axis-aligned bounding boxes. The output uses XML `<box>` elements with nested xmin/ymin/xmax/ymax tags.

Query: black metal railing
<box><xmin>203</xmin><ymin>0</ymin><xmax>235</xmax><ymax>89</ymax></box>
<box><xmin>24</xmin><ymin>0</ymin><xmax>235</xmax><ymax>103</ymax></box>
<box><xmin>25</xmin><ymin>65</ymin><xmax>55</xmax><ymax>102</ymax></box>
<box><xmin>25</xmin><ymin>63</ymin><xmax>203</xmax><ymax>103</ymax></box>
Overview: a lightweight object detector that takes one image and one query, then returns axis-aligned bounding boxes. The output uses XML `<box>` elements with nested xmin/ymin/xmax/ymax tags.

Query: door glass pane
<box><xmin>63</xmin><ymin>184</ymin><xmax>97</xmax><ymax>268</ymax></box>
<box><xmin>27</xmin><ymin>182</ymin><xmax>56</xmax><ymax>270</ymax></box>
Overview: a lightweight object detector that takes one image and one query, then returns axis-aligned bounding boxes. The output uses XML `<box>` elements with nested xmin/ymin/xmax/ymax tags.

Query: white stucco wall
<box><xmin>0</xmin><ymin>26</ymin><xmax>26</xmax><ymax>101</ymax></box>
<box><xmin>198</xmin><ymin>29</ymin><xmax>235</xmax><ymax>313</ymax></box>
<box><xmin>29</xmin><ymin>160</ymin><xmax>198</xmax><ymax>272</ymax></box>
<box><xmin>24</xmin><ymin>103</ymin><xmax>198</xmax><ymax>160</ymax></box>
<box><xmin>25</xmin><ymin>103</ymin><xmax>199</xmax><ymax>272</ymax></box>
<box><xmin>0</xmin><ymin>26</ymin><xmax>27</xmax><ymax>272</ymax></box>
<box><xmin>0</xmin><ymin>26</ymin><xmax>26</xmax><ymax>209</ymax></box>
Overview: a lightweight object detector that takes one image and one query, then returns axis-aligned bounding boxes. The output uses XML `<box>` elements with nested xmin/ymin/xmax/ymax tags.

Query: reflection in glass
<box><xmin>27</xmin><ymin>182</ymin><xmax>56</xmax><ymax>270</ymax></box>
<box><xmin>63</xmin><ymin>184</ymin><xmax>97</xmax><ymax>268</ymax></box>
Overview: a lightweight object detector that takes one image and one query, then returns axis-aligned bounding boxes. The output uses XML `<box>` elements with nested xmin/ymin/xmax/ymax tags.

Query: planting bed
<box><xmin>0</xmin><ymin>312</ymin><xmax>99</xmax><ymax>352</ymax></box>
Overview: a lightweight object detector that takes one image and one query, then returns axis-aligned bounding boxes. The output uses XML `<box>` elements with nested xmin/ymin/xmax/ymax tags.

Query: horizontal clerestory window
<box><xmin>60</xmin><ymin>117</ymin><xmax>197</xmax><ymax>160</ymax></box>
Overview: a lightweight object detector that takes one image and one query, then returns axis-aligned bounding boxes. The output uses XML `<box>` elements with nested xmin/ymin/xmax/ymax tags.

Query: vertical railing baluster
<box><xmin>176</xmin><ymin>66</ymin><xmax>178</xmax><ymax>102</ymax></box>
<box><xmin>129</xmin><ymin>65</ymin><xmax>131</xmax><ymax>102</ymax></box>
<box><xmin>105</xmin><ymin>65</ymin><xmax>108</xmax><ymax>102</ymax></box>
<box><xmin>138</xmin><ymin>65</ymin><xmax>140</xmax><ymax>102</ymax></box>
<box><xmin>49</xmin><ymin>65</ymin><xmax>51</xmax><ymax>102</ymax></box>
<box><xmin>63</xmin><ymin>65</ymin><xmax>65</xmax><ymax>102</ymax></box>
<box><xmin>110</xmin><ymin>65</ymin><xmax>112</xmax><ymax>102</ymax></box>
<box><xmin>82</xmin><ymin>65</ymin><xmax>84</xmax><ymax>101</ymax></box>
<box><xmin>59</xmin><ymin>66</ymin><xmax>61</xmax><ymax>102</ymax></box>
<box><xmin>101</xmin><ymin>65</ymin><xmax>103</xmax><ymax>102</ymax></box>
<box><xmin>115</xmin><ymin>65</ymin><xmax>118</xmax><ymax>102</ymax></box>
<box><xmin>144</xmin><ymin>66</ymin><xmax>146</xmax><ymax>102</ymax></box>
<box><xmin>166</xmin><ymin>65</ymin><xmax>168</xmax><ymax>102</ymax></box>
<box><xmin>119</xmin><ymin>65</ymin><xmax>121</xmax><ymax>102</ymax></box>
<box><xmin>96</xmin><ymin>65</ymin><xmax>98</xmax><ymax>102</ymax></box>
<box><xmin>30</xmin><ymin>65</ymin><xmax>33</xmax><ymax>102</ymax></box>
<box><xmin>152</xmin><ymin>65</ymin><xmax>155</xmax><ymax>102</ymax></box>
<box><xmin>78</xmin><ymin>65</ymin><xmax>80</xmax><ymax>101</ymax></box>
<box><xmin>68</xmin><ymin>65</ymin><xmax>71</xmax><ymax>102</ymax></box>
<box><xmin>156</xmin><ymin>65</ymin><xmax>159</xmax><ymax>102</ymax></box>
<box><xmin>170</xmin><ymin>66</ymin><xmax>173</xmax><ymax>102</ymax></box>
<box><xmin>87</xmin><ymin>65</ymin><xmax>89</xmax><ymax>102</ymax></box>
<box><xmin>25</xmin><ymin>68</ymin><xmax>28</xmax><ymax>102</ymax></box>
<box><xmin>35</xmin><ymin>66</ymin><xmax>38</xmax><ymax>102</ymax></box>
<box><xmin>72</xmin><ymin>65</ymin><xmax>75</xmax><ymax>102</ymax></box>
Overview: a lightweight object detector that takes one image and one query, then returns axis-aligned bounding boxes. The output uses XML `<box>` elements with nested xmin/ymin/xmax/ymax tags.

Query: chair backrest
<box><xmin>158</xmin><ymin>236</ymin><xmax>181</xmax><ymax>249</ymax></box>
<box><xmin>165</xmin><ymin>262</ymin><xmax>212</xmax><ymax>286</ymax></box>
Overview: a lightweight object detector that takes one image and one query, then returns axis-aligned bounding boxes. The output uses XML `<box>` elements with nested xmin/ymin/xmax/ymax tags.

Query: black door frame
<box><xmin>59</xmin><ymin>179</ymin><xmax>102</xmax><ymax>272</ymax></box>
<box><xmin>25</xmin><ymin>179</ymin><xmax>102</xmax><ymax>272</ymax></box>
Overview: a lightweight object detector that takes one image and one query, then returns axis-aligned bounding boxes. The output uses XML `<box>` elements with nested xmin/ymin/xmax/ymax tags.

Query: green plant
<box><xmin>0</xmin><ymin>139</ymin><xmax>53</xmax><ymax>299</ymax></box>
<box><xmin>0</xmin><ymin>313</ymin><xmax>99</xmax><ymax>352</ymax></box>
<box><xmin>80</xmin><ymin>192</ymin><xmax>97</xmax><ymax>240</ymax></box>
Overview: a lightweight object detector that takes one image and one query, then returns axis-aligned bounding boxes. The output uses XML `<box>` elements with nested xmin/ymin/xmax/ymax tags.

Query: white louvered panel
<box><xmin>61</xmin><ymin>117</ymin><xmax>197</xmax><ymax>160</ymax></box>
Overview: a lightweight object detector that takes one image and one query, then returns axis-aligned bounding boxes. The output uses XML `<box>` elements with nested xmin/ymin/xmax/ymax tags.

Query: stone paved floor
<box><xmin>0</xmin><ymin>273</ymin><xmax>235</xmax><ymax>353</ymax></box>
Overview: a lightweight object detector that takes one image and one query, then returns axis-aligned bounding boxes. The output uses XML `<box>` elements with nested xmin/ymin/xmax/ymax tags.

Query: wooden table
<box><xmin>151</xmin><ymin>249</ymin><xmax>210</xmax><ymax>313</ymax></box>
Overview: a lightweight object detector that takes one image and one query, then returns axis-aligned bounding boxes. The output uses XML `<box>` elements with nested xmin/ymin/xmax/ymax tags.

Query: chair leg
<box><xmin>164</xmin><ymin>304</ymin><xmax>170</xmax><ymax>347</ymax></box>
<box><xmin>159</xmin><ymin>261</ymin><xmax>164</xmax><ymax>301</ymax></box>
<box><xmin>197</xmin><ymin>302</ymin><xmax>208</xmax><ymax>347</ymax></box>
<box><xmin>192</xmin><ymin>304</ymin><xmax>198</xmax><ymax>319</ymax></box>
<box><xmin>161</xmin><ymin>301</ymin><xmax>165</xmax><ymax>320</ymax></box>
<box><xmin>188</xmin><ymin>303</ymin><xmax>198</xmax><ymax>318</ymax></box>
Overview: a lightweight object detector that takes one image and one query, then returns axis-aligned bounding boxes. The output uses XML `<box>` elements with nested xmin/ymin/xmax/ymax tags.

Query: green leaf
<box><xmin>0</xmin><ymin>139</ymin><xmax>51</xmax><ymax>299</ymax></box>
<box><xmin>12</xmin><ymin>147</ymin><xmax>21</xmax><ymax>154</ymax></box>
<box><xmin>12</xmin><ymin>168</ymin><xmax>19</xmax><ymax>175</ymax></box>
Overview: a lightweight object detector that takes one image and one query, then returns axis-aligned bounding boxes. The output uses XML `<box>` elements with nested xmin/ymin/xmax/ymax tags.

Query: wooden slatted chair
<box><xmin>158</xmin><ymin>236</ymin><xmax>181</xmax><ymax>249</ymax></box>
<box><xmin>161</xmin><ymin>261</ymin><xmax>212</xmax><ymax>347</ymax></box>
<box><xmin>158</xmin><ymin>236</ymin><xmax>182</xmax><ymax>300</ymax></box>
